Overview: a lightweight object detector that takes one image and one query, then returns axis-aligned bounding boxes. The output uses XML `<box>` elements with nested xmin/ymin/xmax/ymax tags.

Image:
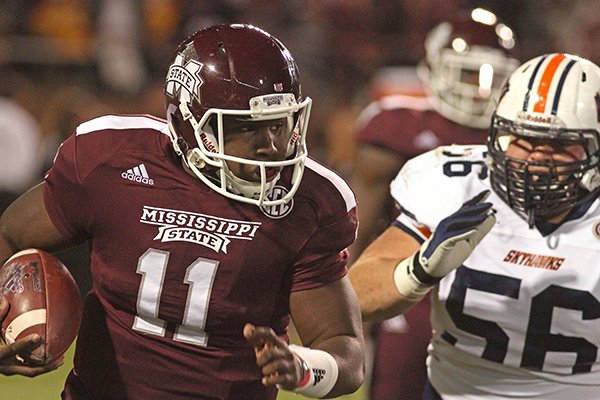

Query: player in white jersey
<box><xmin>349</xmin><ymin>52</ymin><xmax>600</xmax><ymax>400</ymax></box>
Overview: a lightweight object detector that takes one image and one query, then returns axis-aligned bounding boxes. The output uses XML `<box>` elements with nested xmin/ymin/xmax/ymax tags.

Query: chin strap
<box><xmin>527</xmin><ymin>209</ymin><xmax>535</xmax><ymax>229</ymax></box>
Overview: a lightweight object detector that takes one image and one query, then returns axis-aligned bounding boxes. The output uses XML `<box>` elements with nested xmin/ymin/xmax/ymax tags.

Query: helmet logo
<box><xmin>523</xmin><ymin>113</ymin><xmax>553</xmax><ymax>124</ymax></box>
<box><xmin>264</xmin><ymin>95</ymin><xmax>284</xmax><ymax>106</ymax></box>
<box><xmin>261</xmin><ymin>186</ymin><xmax>293</xmax><ymax>218</ymax></box>
<box><xmin>199</xmin><ymin>132</ymin><xmax>218</xmax><ymax>153</ymax></box>
<box><xmin>166</xmin><ymin>45</ymin><xmax>204</xmax><ymax>105</ymax></box>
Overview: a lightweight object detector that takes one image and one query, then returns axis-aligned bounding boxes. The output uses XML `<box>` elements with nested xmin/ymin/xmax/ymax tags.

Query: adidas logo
<box><xmin>312</xmin><ymin>368</ymin><xmax>326</xmax><ymax>386</ymax></box>
<box><xmin>121</xmin><ymin>164</ymin><xmax>154</xmax><ymax>185</ymax></box>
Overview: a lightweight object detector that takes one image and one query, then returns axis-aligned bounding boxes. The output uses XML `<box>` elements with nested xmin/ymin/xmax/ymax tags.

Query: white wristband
<box><xmin>393</xmin><ymin>253</ymin><xmax>433</xmax><ymax>299</ymax></box>
<box><xmin>288</xmin><ymin>344</ymin><xmax>339</xmax><ymax>398</ymax></box>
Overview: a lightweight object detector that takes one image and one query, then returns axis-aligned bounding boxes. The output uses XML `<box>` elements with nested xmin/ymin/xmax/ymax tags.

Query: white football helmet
<box><xmin>419</xmin><ymin>8</ymin><xmax>519</xmax><ymax>129</ymax></box>
<box><xmin>487</xmin><ymin>53</ymin><xmax>600</xmax><ymax>225</ymax></box>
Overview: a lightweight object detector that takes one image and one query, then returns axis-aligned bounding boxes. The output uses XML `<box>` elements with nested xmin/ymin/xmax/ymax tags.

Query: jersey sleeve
<box><xmin>291</xmin><ymin>208</ymin><xmax>357</xmax><ymax>291</ymax></box>
<box><xmin>43</xmin><ymin>132</ymin><xmax>93</xmax><ymax>239</ymax></box>
<box><xmin>355</xmin><ymin>95</ymin><xmax>433</xmax><ymax>155</ymax></box>
<box><xmin>290</xmin><ymin>160</ymin><xmax>358</xmax><ymax>291</ymax></box>
<box><xmin>43</xmin><ymin>115</ymin><xmax>167</xmax><ymax>240</ymax></box>
<box><xmin>390</xmin><ymin>145</ymin><xmax>489</xmax><ymax>231</ymax></box>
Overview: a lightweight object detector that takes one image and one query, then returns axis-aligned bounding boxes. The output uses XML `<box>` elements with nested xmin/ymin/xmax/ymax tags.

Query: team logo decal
<box><xmin>261</xmin><ymin>186</ymin><xmax>294</xmax><ymax>219</ymax></box>
<box><xmin>165</xmin><ymin>43</ymin><xmax>204</xmax><ymax>105</ymax></box>
<box><xmin>593</xmin><ymin>219</ymin><xmax>600</xmax><ymax>239</ymax></box>
<box><xmin>140</xmin><ymin>206</ymin><xmax>261</xmax><ymax>254</ymax></box>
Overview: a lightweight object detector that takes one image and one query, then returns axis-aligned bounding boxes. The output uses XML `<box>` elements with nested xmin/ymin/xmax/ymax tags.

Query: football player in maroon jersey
<box><xmin>348</xmin><ymin>8</ymin><xmax>518</xmax><ymax>400</ymax></box>
<box><xmin>0</xmin><ymin>24</ymin><xmax>364</xmax><ymax>400</ymax></box>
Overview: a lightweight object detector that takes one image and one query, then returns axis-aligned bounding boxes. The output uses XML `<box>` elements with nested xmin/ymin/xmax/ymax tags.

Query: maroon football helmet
<box><xmin>165</xmin><ymin>24</ymin><xmax>312</xmax><ymax>206</ymax></box>
<box><xmin>419</xmin><ymin>8</ymin><xmax>519</xmax><ymax>129</ymax></box>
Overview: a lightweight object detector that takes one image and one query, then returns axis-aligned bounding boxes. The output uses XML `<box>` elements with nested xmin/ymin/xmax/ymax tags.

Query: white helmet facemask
<box><xmin>420</xmin><ymin>44</ymin><xmax>519</xmax><ymax>129</ymax></box>
<box><xmin>168</xmin><ymin>93</ymin><xmax>312</xmax><ymax>207</ymax></box>
<box><xmin>420</xmin><ymin>15</ymin><xmax>519</xmax><ymax>129</ymax></box>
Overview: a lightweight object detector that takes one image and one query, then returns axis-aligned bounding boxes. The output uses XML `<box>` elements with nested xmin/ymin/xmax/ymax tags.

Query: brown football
<box><xmin>0</xmin><ymin>249</ymin><xmax>82</xmax><ymax>366</ymax></box>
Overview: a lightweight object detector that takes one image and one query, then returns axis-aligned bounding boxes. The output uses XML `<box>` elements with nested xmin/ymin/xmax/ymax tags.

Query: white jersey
<box><xmin>390</xmin><ymin>145</ymin><xmax>600</xmax><ymax>399</ymax></box>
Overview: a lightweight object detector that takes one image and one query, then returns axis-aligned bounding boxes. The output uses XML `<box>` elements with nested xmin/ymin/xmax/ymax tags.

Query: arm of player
<box><xmin>349</xmin><ymin>190</ymin><xmax>496</xmax><ymax>321</ymax></box>
<box><xmin>348</xmin><ymin>220</ymin><xmax>423</xmax><ymax>321</ymax></box>
<box><xmin>292</xmin><ymin>276</ymin><xmax>364</xmax><ymax>398</ymax></box>
<box><xmin>245</xmin><ymin>276</ymin><xmax>365</xmax><ymax>398</ymax></box>
<box><xmin>347</xmin><ymin>144</ymin><xmax>405</xmax><ymax>264</ymax></box>
<box><xmin>0</xmin><ymin>299</ymin><xmax>63</xmax><ymax>377</ymax></box>
<box><xmin>0</xmin><ymin>183</ymin><xmax>72</xmax><ymax>265</ymax></box>
<box><xmin>0</xmin><ymin>183</ymin><xmax>74</xmax><ymax>376</ymax></box>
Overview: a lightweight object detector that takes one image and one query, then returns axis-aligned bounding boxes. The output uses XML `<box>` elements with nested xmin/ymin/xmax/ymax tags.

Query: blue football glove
<box><xmin>394</xmin><ymin>190</ymin><xmax>496</xmax><ymax>299</ymax></box>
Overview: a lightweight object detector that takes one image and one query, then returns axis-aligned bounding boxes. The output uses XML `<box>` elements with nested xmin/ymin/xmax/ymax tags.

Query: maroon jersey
<box><xmin>43</xmin><ymin>115</ymin><xmax>357</xmax><ymax>400</ymax></box>
<box><xmin>356</xmin><ymin>94</ymin><xmax>488</xmax><ymax>156</ymax></box>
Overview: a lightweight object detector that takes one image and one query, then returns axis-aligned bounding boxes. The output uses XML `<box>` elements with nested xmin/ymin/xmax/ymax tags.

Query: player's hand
<box><xmin>243</xmin><ymin>323</ymin><xmax>302</xmax><ymax>390</ymax></box>
<box><xmin>0</xmin><ymin>298</ymin><xmax>63</xmax><ymax>377</ymax></box>
<box><xmin>394</xmin><ymin>190</ymin><xmax>496</xmax><ymax>298</ymax></box>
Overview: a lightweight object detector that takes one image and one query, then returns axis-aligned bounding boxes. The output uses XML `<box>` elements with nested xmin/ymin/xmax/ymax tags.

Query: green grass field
<box><xmin>0</xmin><ymin>343</ymin><xmax>75</xmax><ymax>399</ymax></box>
<box><xmin>1</xmin><ymin>343</ymin><xmax>365</xmax><ymax>400</ymax></box>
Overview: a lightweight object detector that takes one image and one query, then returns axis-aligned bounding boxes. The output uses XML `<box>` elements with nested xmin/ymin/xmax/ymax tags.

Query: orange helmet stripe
<box><xmin>533</xmin><ymin>53</ymin><xmax>566</xmax><ymax>113</ymax></box>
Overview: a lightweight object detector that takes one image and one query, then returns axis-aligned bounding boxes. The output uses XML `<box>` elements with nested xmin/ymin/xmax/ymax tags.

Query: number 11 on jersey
<box><xmin>132</xmin><ymin>248</ymin><xmax>219</xmax><ymax>346</ymax></box>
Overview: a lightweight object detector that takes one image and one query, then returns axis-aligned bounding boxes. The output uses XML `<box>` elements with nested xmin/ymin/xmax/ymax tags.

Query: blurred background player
<box><xmin>348</xmin><ymin>8</ymin><xmax>519</xmax><ymax>400</ymax></box>
<box><xmin>350</xmin><ymin>52</ymin><xmax>600</xmax><ymax>399</ymax></box>
<box><xmin>0</xmin><ymin>94</ymin><xmax>44</xmax><ymax>210</ymax></box>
